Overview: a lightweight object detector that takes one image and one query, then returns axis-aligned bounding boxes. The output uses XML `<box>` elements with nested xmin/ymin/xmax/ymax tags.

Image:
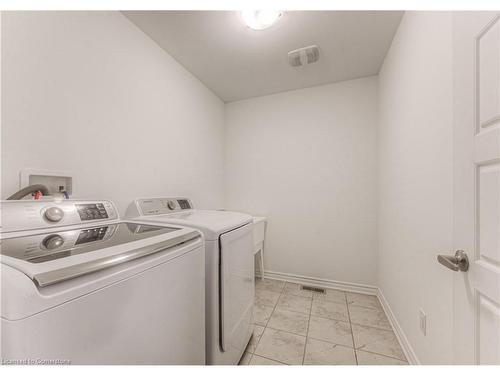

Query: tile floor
<box><xmin>239</xmin><ymin>278</ymin><xmax>408</xmax><ymax>366</ymax></box>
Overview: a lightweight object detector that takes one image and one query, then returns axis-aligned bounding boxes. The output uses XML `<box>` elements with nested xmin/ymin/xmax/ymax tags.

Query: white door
<box><xmin>451</xmin><ymin>11</ymin><xmax>500</xmax><ymax>365</ymax></box>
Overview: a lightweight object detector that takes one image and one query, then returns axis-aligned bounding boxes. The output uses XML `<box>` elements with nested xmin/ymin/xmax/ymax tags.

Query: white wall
<box><xmin>225</xmin><ymin>77</ymin><xmax>378</xmax><ymax>286</ymax></box>
<box><xmin>378</xmin><ymin>12</ymin><xmax>454</xmax><ymax>364</ymax></box>
<box><xmin>1</xmin><ymin>11</ymin><xmax>225</xmax><ymax>213</ymax></box>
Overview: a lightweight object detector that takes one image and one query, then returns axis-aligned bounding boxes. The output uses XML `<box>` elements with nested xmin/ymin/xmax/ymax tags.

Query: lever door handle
<box><xmin>437</xmin><ymin>250</ymin><xmax>469</xmax><ymax>272</ymax></box>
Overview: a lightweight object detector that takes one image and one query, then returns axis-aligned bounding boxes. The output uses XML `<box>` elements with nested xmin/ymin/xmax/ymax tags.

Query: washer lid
<box><xmin>138</xmin><ymin>210</ymin><xmax>253</xmax><ymax>240</ymax></box>
<box><xmin>1</xmin><ymin>224</ymin><xmax>203</xmax><ymax>321</ymax></box>
<box><xmin>0</xmin><ymin>221</ymin><xmax>200</xmax><ymax>287</ymax></box>
<box><xmin>1</xmin><ymin>222</ymin><xmax>179</xmax><ymax>264</ymax></box>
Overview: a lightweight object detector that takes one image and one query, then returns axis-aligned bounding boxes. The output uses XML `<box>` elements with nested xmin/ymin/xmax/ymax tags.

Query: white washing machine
<box><xmin>1</xmin><ymin>199</ymin><xmax>206</xmax><ymax>365</ymax></box>
<box><xmin>126</xmin><ymin>197</ymin><xmax>254</xmax><ymax>365</ymax></box>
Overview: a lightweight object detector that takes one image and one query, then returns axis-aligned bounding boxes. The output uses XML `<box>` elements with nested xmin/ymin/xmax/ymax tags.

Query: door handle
<box><xmin>437</xmin><ymin>250</ymin><xmax>469</xmax><ymax>272</ymax></box>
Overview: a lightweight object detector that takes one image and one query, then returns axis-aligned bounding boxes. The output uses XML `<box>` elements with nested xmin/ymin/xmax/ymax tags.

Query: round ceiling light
<box><xmin>241</xmin><ymin>10</ymin><xmax>282</xmax><ymax>30</ymax></box>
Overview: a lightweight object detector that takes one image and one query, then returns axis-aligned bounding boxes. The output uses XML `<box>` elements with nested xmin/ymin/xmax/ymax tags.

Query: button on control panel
<box><xmin>76</xmin><ymin>203</ymin><xmax>109</xmax><ymax>221</ymax></box>
<box><xmin>166</xmin><ymin>200</ymin><xmax>176</xmax><ymax>210</ymax></box>
<box><xmin>44</xmin><ymin>206</ymin><xmax>65</xmax><ymax>222</ymax></box>
<box><xmin>42</xmin><ymin>234</ymin><xmax>65</xmax><ymax>250</ymax></box>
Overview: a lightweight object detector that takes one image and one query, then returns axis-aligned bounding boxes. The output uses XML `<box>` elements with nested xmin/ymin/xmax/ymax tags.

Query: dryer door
<box><xmin>219</xmin><ymin>223</ymin><xmax>254</xmax><ymax>353</ymax></box>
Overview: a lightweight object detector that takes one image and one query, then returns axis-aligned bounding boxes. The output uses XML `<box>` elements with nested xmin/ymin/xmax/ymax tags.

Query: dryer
<box><xmin>1</xmin><ymin>199</ymin><xmax>205</xmax><ymax>364</ymax></box>
<box><xmin>126</xmin><ymin>197</ymin><xmax>254</xmax><ymax>365</ymax></box>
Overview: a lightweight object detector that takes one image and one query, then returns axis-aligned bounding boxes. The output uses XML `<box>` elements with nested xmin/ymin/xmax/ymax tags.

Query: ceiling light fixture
<box><xmin>241</xmin><ymin>10</ymin><xmax>282</xmax><ymax>30</ymax></box>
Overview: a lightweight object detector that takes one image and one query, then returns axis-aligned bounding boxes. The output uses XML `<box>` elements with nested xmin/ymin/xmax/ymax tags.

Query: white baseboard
<box><xmin>377</xmin><ymin>288</ymin><xmax>420</xmax><ymax>365</ymax></box>
<box><xmin>256</xmin><ymin>269</ymin><xmax>419</xmax><ymax>365</ymax></box>
<box><xmin>256</xmin><ymin>269</ymin><xmax>379</xmax><ymax>295</ymax></box>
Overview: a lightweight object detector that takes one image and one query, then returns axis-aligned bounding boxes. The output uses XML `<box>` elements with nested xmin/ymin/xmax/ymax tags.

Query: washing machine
<box><xmin>1</xmin><ymin>199</ymin><xmax>206</xmax><ymax>364</ymax></box>
<box><xmin>126</xmin><ymin>197</ymin><xmax>254</xmax><ymax>365</ymax></box>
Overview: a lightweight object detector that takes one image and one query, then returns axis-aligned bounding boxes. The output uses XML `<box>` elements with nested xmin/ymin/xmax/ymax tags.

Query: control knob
<box><xmin>44</xmin><ymin>206</ymin><xmax>64</xmax><ymax>222</ymax></box>
<box><xmin>42</xmin><ymin>234</ymin><xmax>64</xmax><ymax>250</ymax></box>
<box><xmin>166</xmin><ymin>200</ymin><xmax>176</xmax><ymax>210</ymax></box>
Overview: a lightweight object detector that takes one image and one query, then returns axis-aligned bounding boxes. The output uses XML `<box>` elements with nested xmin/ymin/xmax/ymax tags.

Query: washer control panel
<box><xmin>1</xmin><ymin>200</ymin><xmax>119</xmax><ymax>233</ymax></box>
<box><xmin>136</xmin><ymin>197</ymin><xmax>193</xmax><ymax>216</ymax></box>
<box><xmin>76</xmin><ymin>203</ymin><xmax>109</xmax><ymax>221</ymax></box>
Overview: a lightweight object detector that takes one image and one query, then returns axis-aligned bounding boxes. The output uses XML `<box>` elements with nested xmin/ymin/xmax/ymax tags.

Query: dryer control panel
<box><xmin>135</xmin><ymin>198</ymin><xmax>193</xmax><ymax>216</ymax></box>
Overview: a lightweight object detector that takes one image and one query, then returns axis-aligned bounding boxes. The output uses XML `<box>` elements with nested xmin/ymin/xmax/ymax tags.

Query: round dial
<box><xmin>42</xmin><ymin>234</ymin><xmax>64</xmax><ymax>250</ymax></box>
<box><xmin>166</xmin><ymin>200</ymin><xmax>176</xmax><ymax>210</ymax></box>
<box><xmin>44</xmin><ymin>206</ymin><xmax>64</xmax><ymax>222</ymax></box>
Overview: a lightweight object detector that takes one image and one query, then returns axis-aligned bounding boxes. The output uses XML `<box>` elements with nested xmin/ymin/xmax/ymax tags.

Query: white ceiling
<box><xmin>124</xmin><ymin>11</ymin><xmax>403</xmax><ymax>102</ymax></box>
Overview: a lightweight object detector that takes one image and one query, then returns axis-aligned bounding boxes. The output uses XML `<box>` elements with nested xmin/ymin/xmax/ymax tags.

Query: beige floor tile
<box><xmin>349</xmin><ymin>305</ymin><xmax>392</xmax><ymax>330</ymax></box>
<box><xmin>356</xmin><ymin>350</ymin><xmax>408</xmax><ymax>365</ymax></box>
<box><xmin>283</xmin><ymin>282</ymin><xmax>313</xmax><ymax>298</ymax></box>
<box><xmin>255</xmin><ymin>289</ymin><xmax>281</xmax><ymax>307</ymax></box>
<box><xmin>254</xmin><ymin>327</ymin><xmax>307</xmax><ymax>365</ymax></box>
<box><xmin>277</xmin><ymin>293</ymin><xmax>312</xmax><ymax>314</ymax></box>
<box><xmin>246</xmin><ymin>324</ymin><xmax>265</xmax><ymax>353</ymax></box>
<box><xmin>267</xmin><ymin>308</ymin><xmax>309</xmax><ymax>336</ymax></box>
<box><xmin>352</xmin><ymin>324</ymin><xmax>406</xmax><ymax>361</ymax></box>
<box><xmin>249</xmin><ymin>354</ymin><xmax>286</xmax><ymax>365</ymax></box>
<box><xmin>313</xmin><ymin>288</ymin><xmax>347</xmax><ymax>304</ymax></box>
<box><xmin>311</xmin><ymin>298</ymin><xmax>349</xmax><ymax>322</ymax></box>
<box><xmin>256</xmin><ymin>278</ymin><xmax>286</xmax><ymax>293</ymax></box>
<box><xmin>238</xmin><ymin>351</ymin><xmax>252</xmax><ymax>365</ymax></box>
<box><xmin>253</xmin><ymin>302</ymin><xmax>274</xmax><ymax>325</ymax></box>
<box><xmin>304</xmin><ymin>338</ymin><xmax>357</xmax><ymax>365</ymax></box>
<box><xmin>307</xmin><ymin>315</ymin><xmax>354</xmax><ymax>347</ymax></box>
<box><xmin>346</xmin><ymin>292</ymin><xmax>382</xmax><ymax>310</ymax></box>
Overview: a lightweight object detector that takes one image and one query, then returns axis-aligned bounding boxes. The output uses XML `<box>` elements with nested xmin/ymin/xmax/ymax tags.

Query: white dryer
<box><xmin>1</xmin><ymin>199</ymin><xmax>205</xmax><ymax>364</ymax></box>
<box><xmin>126</xmin><ymin>197</ymin><xmax>254</xmax><ymax>365</ymax></box>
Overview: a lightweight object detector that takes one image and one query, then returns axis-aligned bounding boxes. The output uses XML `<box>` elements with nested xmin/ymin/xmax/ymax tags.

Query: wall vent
<box><xmin>288</xmin><ymin>45</ymin><xmax>320</xmax><ymax>67</ymax></box>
